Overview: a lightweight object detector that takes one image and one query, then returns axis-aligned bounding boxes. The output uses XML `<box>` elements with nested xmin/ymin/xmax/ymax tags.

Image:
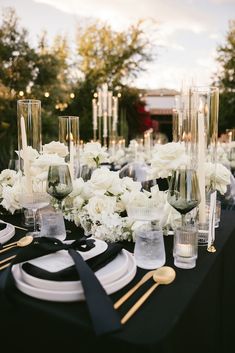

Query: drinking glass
<box><xmin>127</xmin><ymin>202</ymin><xmax>166</xmax><ymax>269</ymax></box>
<box><xmin>167</xmin><ymin>168</ymin><xmax>201</xmax><ymax>227</ymax></box>
<box><xmin>19</xmin><ymin>192</ymin><xmax>50</xmax><ymax>237</ymax></box>
<box><xmin>46</xmin><ymin>164</ymin><xmax>73</xmax><ymax>210</ymax></box>
<box><xmin>173</xmin><ymin>224</ymin><xmax>198</xmax><ymax>269</ymax></box>
<box><xmin>133</xmin><ymin>222</ymin><xmax>166</xmax><ymax>269</ymax></box>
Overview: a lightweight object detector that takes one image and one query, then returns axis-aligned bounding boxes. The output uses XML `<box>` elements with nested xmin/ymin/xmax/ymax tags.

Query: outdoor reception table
<box><xmin>0</xmin><ymin>210</ymin><xmax>235</xmax><ymax>353</ymax></box>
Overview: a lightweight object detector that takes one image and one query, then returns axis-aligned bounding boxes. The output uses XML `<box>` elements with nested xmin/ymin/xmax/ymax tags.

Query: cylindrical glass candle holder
<box><xmin>173</xmin><ymin>225</ymin><xmax>198</xmax><ymax>269</ymax></box>
<box><xmin>191</xmin><ymin>86</ymin><xmax>219</xmax><ymax>246</ymax></box>
<box><xmin>17</xmin><ymin>99</ymin><xmax>42</xmax><ymax>191</ymax></box>
<box><xmin>17</xmin><ymin>99</ymin><xmax>42</xmax><ymax>151</ymax></box>
<box><xmin>58</xmin><ymin>116</ymin><xmax>80</xmax><ymax>180</ymax></box>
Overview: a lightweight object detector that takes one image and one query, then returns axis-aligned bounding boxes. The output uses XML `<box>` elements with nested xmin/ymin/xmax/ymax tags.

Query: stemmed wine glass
<box><xmin>167</xmin><ymin>168</ymin><xmax>201</xmax><ymax>227</ymax></box>
<box><xmin>46</xmin><ymin>164</ymin><xmax>73</xmax><ymax>210</ymax></box>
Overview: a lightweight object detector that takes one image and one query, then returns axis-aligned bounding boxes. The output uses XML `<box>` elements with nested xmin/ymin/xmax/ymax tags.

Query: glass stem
<box><xmin>57</xmin><ymin>200</ymin><xmax>62</xmax><ymax>210</ymax></box>
<box><xmin>32</xmin><ymin>208</ymin><xmax>38</xmax><ymax>232</ymax></box>
<box><xmin>181</xmin><ymin>214</ymin><xmax>186</xmax><ymax>227</ymax></box>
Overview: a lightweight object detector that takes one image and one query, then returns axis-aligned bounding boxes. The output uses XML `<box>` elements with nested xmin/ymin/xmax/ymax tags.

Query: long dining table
<box><xmin>0</xmin><ymin>209</ymin><xmax>235</xmax><ymax>353</ymax></box>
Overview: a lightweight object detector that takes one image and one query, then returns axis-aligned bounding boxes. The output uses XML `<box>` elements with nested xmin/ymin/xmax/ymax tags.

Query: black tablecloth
<box><xmin>0</xmin><ymin>210</ymin><xmax>235</xmax><ymax>353</ymax></box>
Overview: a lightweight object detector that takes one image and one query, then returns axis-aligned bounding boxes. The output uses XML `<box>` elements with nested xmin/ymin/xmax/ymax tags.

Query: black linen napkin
<box><xmin>0</xmin><ymin>222</ymin><xmax>7</xmax><ymax>231</ymax></box>
<box><xmin>0</xmin><ymin>236</ymin><xmax>122</xmax><ymax>336</ymax></box>
<box><xmin>21</xmin><ymin>242</ymin><xmax>123</xmax><ymax>281</ymax></box>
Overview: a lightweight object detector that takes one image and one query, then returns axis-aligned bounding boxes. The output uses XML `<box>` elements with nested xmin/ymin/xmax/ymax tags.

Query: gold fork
<box><xmin>0</xmin><ymin>255</ymin><xmax>16</xmax><ymax>271</ymax></box>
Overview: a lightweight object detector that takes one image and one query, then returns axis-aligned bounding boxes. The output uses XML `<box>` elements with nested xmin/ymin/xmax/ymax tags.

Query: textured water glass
<box><xmin>134</xmin><ymin>222</ymin><xmax>166</xmax><ymax>269</ymax></box>
<box><xmin>173</xmin><ymin>225</ymin><xmax>198</xmax><ymax>269</ymax></box>
<box><xmin>19</xmin><ymin>192</ymin><xmax>50</xmax><ymax>237</ymax></box>
<box><xmin>39</xmin><ymin>211</ymin><xmax>66</xmax><ymax>241</ymax></box>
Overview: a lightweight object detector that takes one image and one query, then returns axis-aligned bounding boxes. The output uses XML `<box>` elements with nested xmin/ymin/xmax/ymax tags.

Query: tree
<box><xmin>75</xmin><ymin>20</ymin><xmax>152</xmax><ymax>87</ymax></box>
<box><xmin>32</xmin><ymin>32</ymin><xmax>71</xmax><ymax>143</ymax></box>
<box><xmin>74</xmin><ymin>20</ymin><xmax>154</xmax><ymax>140</ymax></box>
<box><xmin>214</xmin><ymin>20</ymin><xmax>235</xmax><ymax>132</ymax></box>
<box><xmin>0</xmin><ymin>9</ymin><xmax>72</xmax><ymax>169</ymax></box>
<box><xmin>0</xmin><ymin>7</ymin><xmax>37</xmax><ymax>169</ymax></box>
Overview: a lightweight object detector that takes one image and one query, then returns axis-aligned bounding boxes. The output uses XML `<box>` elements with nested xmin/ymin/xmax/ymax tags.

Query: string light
<box><xmin>55</xmin><ymin>102</ymin><xmax>68</xmax><ymax>111</ymax></box>
<box><xmin>44</xmin><ymin>92</ymin><xmax>50</xmax><ymax>97</ymax></box>
<box><xmin>117</xmin><ymin>93</ymin><xmax>121</xmax><ymax>98</ymax></box>
<box><xmin>19</xmin><ymin>91</ymin><xmax>24</xmax><ymax>97</ymax></box>
<box><xmin>70</xmin><ymin>93</ymin><xmax>75</xmax><ymax>99</ymax></box>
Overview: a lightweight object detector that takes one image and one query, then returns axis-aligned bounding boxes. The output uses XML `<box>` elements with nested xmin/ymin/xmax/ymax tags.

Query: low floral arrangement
<box><xmin>0</xmin><ymin>141</ymin><xmax>232</xmax><ymax>242</ymax></box>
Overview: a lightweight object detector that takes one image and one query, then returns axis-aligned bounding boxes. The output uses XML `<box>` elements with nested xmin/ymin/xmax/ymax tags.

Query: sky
<box><xmin>0</xmin><ymin>0</ymin><xmax>235</xmax><ymax>90</ymax></box>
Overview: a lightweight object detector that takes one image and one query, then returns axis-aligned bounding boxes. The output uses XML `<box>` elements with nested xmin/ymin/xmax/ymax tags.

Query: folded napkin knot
<box><xmin>31</xmin><ymin>236</ymin><xmax>95</xmax><ymax>254</ymax></box>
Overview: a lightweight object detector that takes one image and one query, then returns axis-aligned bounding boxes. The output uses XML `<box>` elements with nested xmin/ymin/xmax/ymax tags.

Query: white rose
<box><xmin>121</xmin><ymin>177</ymin><xmax>142</xmax><ymax>193</ymax></box>
<box><xmin>121</xmin><ymin>190</ymin><xmax>150</xmax><ymax>209</ymax></box>
<box><xmin>73</xmin><ymin>195</ymin><xmax>84</xmax><ymax>209</ymax></box>
<box><xmin>42</xmin><ymin>141</ymin><xmax>69</xmax><ymax>157</ymax></box>
<box><xmin>1</xmin><ymin>182</ymin><xmax>21</xmax><ymax>214</ymax></box>
<box><xmin>150</xmin><ymin>142</ymin><xmax>187</xmax><ymax>179</ymax></box>
<box><xmin>81</xmin><ymin>182</ymin><xmax>96</xmax><ymax>200</ymax></box>
<box><xmin>109</xmin><ymin>149</ymin><xmax>125</xmax><ymax>164</ymax></box>
<box><xmin>85</xmin><ymin>195</ymin><xmax>116</xmax><ymax>221</ymax></box>
<box><xmin>81</xmin><ymin>142</ymin><xmax>108</xmax><ymax>167</ymax></box>
<box><xmin>88</xmin><ymin>167</ymin><xmax>122</xmax><ymax>195</ymax></box>
<box><xmin>159</xmin><ymin>202</ymin><xmax>181</xmax><ymax>229</ymax></box>
<box><xmin>32</xmin><ymin>153</ymin><xmax>65</xmax><ymax>169</ymax></box>
<box><xmin>70</xmin><ymin>178</ymin><xmax>84</xmax><ymax>197</ymax></box>
<box><xmin>150</xmin><ymin>185</ymin><xmax>167</xmax><ymax>205</ymax></box>
<box><xmin>205</xmin><ymin>162</ymin><xmax>231</xmax><ymax>195</ymax></box>
<box><xmin>0</xmin><ymin>169</ymin><xmax>19</xmax><ymax>186</ymax></box>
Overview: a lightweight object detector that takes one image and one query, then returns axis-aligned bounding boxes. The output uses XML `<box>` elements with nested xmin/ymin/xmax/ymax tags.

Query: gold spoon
<box><xmin>0</xmin><ymin>235</ymin><xmax>33</xmax><ymax>254</ymax></box>
<box><xmin>114</xmin><ymin>269</ymin><xmax>157</xmax><ymax>309</ymax></box>
<box><xmin>121</xmin><ymin>266</ymin><xmax>176</xmax><ymax>324</ymax></box>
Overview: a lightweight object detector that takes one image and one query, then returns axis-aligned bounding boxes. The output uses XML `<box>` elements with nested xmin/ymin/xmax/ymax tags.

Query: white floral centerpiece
<box><xmin>62</xmin><ymin>166</ymin><xmax>181</xmax><ymax>242</ymax></box>
<box><xmin>0</xmin><ymin>141</ymin><xmax>67</xmax><ymax>214</ymax></box>
<box><xmin>0</xmin><ymin>141</ymin><xmax>232</xmax><ymax>242</ymax></box>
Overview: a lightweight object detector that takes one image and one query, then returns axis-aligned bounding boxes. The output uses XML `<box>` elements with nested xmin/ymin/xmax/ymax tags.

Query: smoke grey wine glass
<box><xmin>167</xmin><ymin>168</ymin><xmax>201</xmax><ymax>227</ymax></box>
<box><xmin>46</xmin><ymin>164</ymin><xmax>73</xmax><ymax>210</ymax></box>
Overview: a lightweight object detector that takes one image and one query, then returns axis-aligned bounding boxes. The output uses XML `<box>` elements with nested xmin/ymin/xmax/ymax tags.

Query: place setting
<box><xmin>10</xmin><ymin>237</ymin><xmax>137</xmax><ymax>302</ymax></box>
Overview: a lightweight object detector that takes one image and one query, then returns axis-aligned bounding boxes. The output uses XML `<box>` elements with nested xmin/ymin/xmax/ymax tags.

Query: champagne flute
<box><xmin>46</xmin><ymin>164</ymin><xmax>73</xmax><ymax>210</ymax></box>
<box><xmin>167</xmin><ymin>168</ymin><xmax>201</xmax><ymax>227</ymax></box>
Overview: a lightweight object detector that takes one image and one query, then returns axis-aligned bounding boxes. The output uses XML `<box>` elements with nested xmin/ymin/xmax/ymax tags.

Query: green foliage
<box><xmin>214</xmin><ymin>20</ymin><xmax>235</xmax><ymax>132</ymax></box>
<box><xmin>0</xmin><ymin>8</ymin><xmax>37</xmax><ymax>91</ymax></box>
<box><xmin>0</xmin><ymin>8</ymin><xmax>71</xmax><ymax>168</ymax></box>
<box><xmin>0</xmin><ymin>8</ymin><xmax>154</xmax><ymax>170</ymax></box>
<box><xmin>75</xmin><ymin>20</ymin><xmax>153</xmax><ymax>87</ymax></box>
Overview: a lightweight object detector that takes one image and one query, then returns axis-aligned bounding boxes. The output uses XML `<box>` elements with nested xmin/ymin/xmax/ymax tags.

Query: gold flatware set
<box><xmin>114</xmin><ymin>266</ymin><xmax>176</xmax><ymax>324</ymax></box>
<box><xmin>0</xmin><ymin>235</ymin><xmax>33</xmax><ymax>270</ymax></box>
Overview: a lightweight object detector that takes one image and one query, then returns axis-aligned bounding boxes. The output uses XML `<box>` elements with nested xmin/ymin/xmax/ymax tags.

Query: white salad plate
<box><xmin>12</xmin><ymin>250</ymin><xmax>136</xmax><ymax>302</ymax></box>
<box><xmin>0</xmin><ymin>222</ymin><xmax>15</xmax><ymax>244</ymax></box>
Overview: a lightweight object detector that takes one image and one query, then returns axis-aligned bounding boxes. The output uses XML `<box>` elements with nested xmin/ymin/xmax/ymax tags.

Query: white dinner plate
<box><xmin>12</xmin><ymin>250</ymin><xmax>136</xmax><ymax>302</ymax></box>
<box><xmin>20</xmin><ymin>249</ymin><xmax>129</xmax><ymax>291</ymax></box>
<box><xmin>0</xmin><ymin>222</ymin><xmax>15</xmax><ymax>244</ymax></box>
